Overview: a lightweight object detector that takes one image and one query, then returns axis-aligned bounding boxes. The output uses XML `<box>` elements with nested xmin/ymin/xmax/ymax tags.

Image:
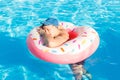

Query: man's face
<box><xmin>43</xmin><ymin>25</ymin><xmax>60</xmax><ymax>37</ymax></box>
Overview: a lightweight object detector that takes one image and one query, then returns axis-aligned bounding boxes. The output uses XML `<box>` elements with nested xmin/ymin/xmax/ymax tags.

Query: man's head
<box><xmin>41</xmin><ymin>18</ymin><xmax>60</xmax><ymax>37</ymax></box>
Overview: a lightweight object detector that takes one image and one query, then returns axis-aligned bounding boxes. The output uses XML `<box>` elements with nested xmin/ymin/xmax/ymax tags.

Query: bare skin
<box><xmin>37</xmin><ymin>25</ymin><xmax>69</xmax><ymax>48</ymax></box>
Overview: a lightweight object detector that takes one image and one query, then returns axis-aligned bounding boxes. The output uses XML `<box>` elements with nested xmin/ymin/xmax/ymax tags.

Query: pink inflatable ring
<box><xmin>27</xmin><ymin>22</ymin><xmax>100</xmax><ymax>64</ymax></box>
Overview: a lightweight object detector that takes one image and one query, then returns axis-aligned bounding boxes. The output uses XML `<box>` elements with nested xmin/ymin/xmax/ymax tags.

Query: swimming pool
<box><xmin>0</xmin><ymin>0</ymin><xmax>120</xmax><ymax>80</ymax></box>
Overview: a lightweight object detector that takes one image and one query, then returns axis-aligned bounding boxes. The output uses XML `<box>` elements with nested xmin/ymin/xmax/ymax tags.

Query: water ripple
<box><xmin>0</xmin><ymin>0</ymin><xmax>120</xmax><ymax>80</ymax></box>
<box><xmin>0</xmin><ymin>0</ymin><xmax>120</xmax><ymax>38</ymax></box>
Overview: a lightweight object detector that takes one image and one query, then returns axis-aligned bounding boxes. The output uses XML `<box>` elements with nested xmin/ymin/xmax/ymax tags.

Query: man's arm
<box><xmin>47</xmin><ymin>29</ymin><xmax>69</xmax><ymax>47</ymax></box>
<box><xmin>38</xmin><ymin>28</ymin><xmax>69</xmax><ymax>48</ymax></box>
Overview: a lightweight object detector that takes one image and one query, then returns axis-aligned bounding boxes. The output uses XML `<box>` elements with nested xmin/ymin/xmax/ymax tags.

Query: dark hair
<box><xmin>40</xmin><ymin>24</ymin><xmax>45</xmax><ymax>29</ymax></box>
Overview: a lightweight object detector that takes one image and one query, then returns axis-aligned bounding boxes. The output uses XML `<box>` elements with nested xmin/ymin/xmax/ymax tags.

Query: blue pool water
<box><xmin>0</xmin><ymin>0</ymin><xmax>120</xmax><ymax>80</ymax></box>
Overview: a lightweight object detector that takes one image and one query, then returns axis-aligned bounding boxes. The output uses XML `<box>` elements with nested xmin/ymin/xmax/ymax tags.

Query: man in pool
<box><xmin>37</xmin><ymin>18</ymin><xmax>91</xmax><ymax>80</ymax></box>
<box><xmin>37</xmin><ymin>18</ymin><xmax>69</xmax><ymax>48</ymax></box>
